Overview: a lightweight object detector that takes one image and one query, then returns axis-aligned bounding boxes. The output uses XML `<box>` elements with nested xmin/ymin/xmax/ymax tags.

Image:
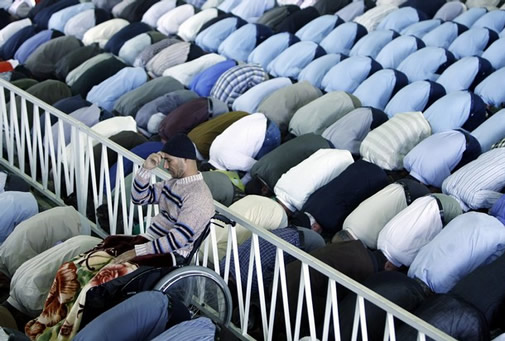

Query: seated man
<box><xmin>124</xmin><ymin>133</ymin><xmax>216</xmax><ymax>263</ymax></box>
<box><xmin>25</xmin><ymin>135</ymin><xmax>215</xmax><ymax>340</ymax></box>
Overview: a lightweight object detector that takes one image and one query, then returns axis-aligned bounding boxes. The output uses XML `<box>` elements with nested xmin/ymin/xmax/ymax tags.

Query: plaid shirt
<box><xmin>210</xmin><ymin>64</ymin><xmax>268</xmax><ymax>108</ymax></box>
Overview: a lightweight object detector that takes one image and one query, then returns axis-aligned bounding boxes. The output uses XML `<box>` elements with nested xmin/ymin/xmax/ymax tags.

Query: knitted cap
<box><xmin>161</xmin><ymin>134</ymin><xmax>196</xmax><ymax>160</ymax></box>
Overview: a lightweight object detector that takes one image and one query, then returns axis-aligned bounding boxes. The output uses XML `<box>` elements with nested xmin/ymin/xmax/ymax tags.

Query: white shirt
<box><xmin>82</xmin><ymin>18</ymin><xmax>129</xmax><ymax>48</ymax></box>
<box><xmin>353</xmin><ymin>4</ymin><xmax>398</xmax><ymax>32</ymax></box>
<box><xmin>156</xmin><ymin>4</ymin><xmax>195</xmax><ymax>36</ymax></box>
<box><xmin>210</xmin><ymin>195</ymin><xmax>287</xmax><ymax>260</ymax></box>
<box><xmin>274</xmin><ymin>148</ymin><xmax>354</xmax><ymax>212</ymax></box>
<box><xmin>177</xmin><ymin>8</ymin><xmax>219</xmax><ymax>42</ymax></box>
<box><xmin>0</xmin><ymin>18</ymin><xmax>31</xmax><ymax>48</ymax></box>
<box><xmin>141</xmin><ymin>0</ymin><xmax>177</xmax><ymax>28</ymax></box>
<box><xmin>378</xmin><ymin>196</ymin><xmax>443</xmax><ymax>267</ymax></box>
<box><xmin>209</xmin><ymin>113</ymin><xmax>266</xmax><ymax>172</ymax></box>
<box><xmin>162</xmin><ymin>53</ymin><xmax>226</xmax><ymax>87</ymax></box>
<box><xmin>360</xmin><ymin>111</ymin><xmax>432</xmax><ymax>171</ymax></box>
<box><xmin>343</xmin><ymin>183</ymin><xmax>407</xmax><ymax>249</ymax></box>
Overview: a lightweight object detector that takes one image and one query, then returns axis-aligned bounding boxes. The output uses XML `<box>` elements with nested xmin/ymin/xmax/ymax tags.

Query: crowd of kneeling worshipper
<box><xmin>2</xmin><ymin>0</ymin><xmax>505</xmax><ymax>339</ymax></box>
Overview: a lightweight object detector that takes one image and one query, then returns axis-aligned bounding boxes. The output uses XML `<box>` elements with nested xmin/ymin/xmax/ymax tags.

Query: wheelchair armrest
<box><xmin>211</xmin><ymin>213</ymin><xmax>236</xmax><ymax>227</ymax></box>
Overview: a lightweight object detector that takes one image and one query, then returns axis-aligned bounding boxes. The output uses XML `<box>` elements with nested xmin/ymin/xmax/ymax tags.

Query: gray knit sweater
<box><xmin>132</xmin><ymin>168</ymin><xmax>215</xmax><ymax>258</ymax></box>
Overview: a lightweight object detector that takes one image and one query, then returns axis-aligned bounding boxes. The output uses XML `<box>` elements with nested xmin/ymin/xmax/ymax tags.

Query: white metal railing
<box><xmin>0</xmin><ymin>79</ymin><xmax>455</xmax><ymax>341</ymax></box>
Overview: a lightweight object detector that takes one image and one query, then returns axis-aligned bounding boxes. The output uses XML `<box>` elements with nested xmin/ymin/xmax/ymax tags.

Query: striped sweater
<box><xmin>132</xmin><ymin>168</ymin><xmax>215</xmax><ymax>258</ymax></box>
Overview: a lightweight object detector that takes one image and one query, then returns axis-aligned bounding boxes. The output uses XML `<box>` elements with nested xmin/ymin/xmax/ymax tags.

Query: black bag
<box><xmin>81</xmin><ymin>266</ymin><xmax>172</xmax><ymax>328</ymax></box>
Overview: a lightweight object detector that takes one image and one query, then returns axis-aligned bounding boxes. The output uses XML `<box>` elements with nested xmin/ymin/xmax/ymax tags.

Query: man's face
<box><xmin>163</xmin><ymin>155</ymin><xmax>186</xmax><ymax>178</ymax></box>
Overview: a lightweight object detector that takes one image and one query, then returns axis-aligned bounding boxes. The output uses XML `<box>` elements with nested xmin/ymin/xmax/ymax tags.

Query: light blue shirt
<box><xmin>298</xmin><ymin>54</ymin><xmax>345</xmax><ymax>89</ymax></box>
<box><xmin>63</xmin><ymin>9</ymin><xmax>96</xmax><ymax>40</ymax></box>
<box><xmin>471</xmin><ymin>8</ymin><xmax>505</xmax><ymax>33</ymax></box>
<box><xmin>218</xmin><ymin>23</ymin><xmax>271</xmax><ymax>63</ymax></box>
<box><xmin>151</xmin><ymin>318</ymin><xmax>215</xmax><ymax>341</ymax></box>
<box><xmin>322</xmin><ymin>55</ymin><xmax>381</xmax><ymax>93</ymax></box>
<box><xmin>14</xmin><ymin>29</ymin><xmax>53</xmax><ymax>64</ymax></box>
<box><xmin>86</xmin><ymin>67</ymin><xmax>148</xmax><ymax>112</ymax></box>
<box><xmin>353</xmin><ymin>69</ymin><xmax>407</xmax><ymax>111</ymax></box>
<box><xmin>231</xmin><ymin>0</ymin><xmax>275</xmax><ymax>22</ymax></box>
<box><xmin>385</xmin><ymin>80</ymin><xmax>446</xmax><ymax>118</ymax></box>
<box><xmin>336</xmin><ymin>1</ymin><xmax>364</xmax><ymax>22</ymax></box>
<box><xmin>189</xmin><ymin>59</ymin><xmax>236</xmax><ymax>97</ymax></box>
<box><xmin>448</xmin><ymin>27</ymin><xmax>498</xmax><ymax>59</ymax></box>
<box><xmin>472</xmin><ymin>108</ymin><xmax>505</xmax><ymax>152</ymax></box>
<box><xmin>248</xmin><ymin>32</ymin><xmax>299</xmax><ymax>71</ymax></box>
<box><xmin>0</xmin><ymin>191</ymin><xmax>38</xmax><ymax>244</ymax></box>
<box><xmin>320</xmin><ymin>22</ymin><xmax>367</xmax><ymax>55</ymax></box>
<box><xmin>118</xmin><ymin>33</ymin><xmax>152</xmax><ymax>66</ymax></box>
<box><xmin>267</xmin><ymin>41</ymin><xmax>325</xmax><ymax>79</ymax></box>
<box><xmin>424</xmin><ymin>91</ymin><xmax>482</xmax><ymax>133</ymax></box>
<box><xmin>408</xmin><ymin>212</ymin><xmax>505</xmax><ymax>293</ymax></box>
<box><xmin>400</xmin><ymin>19</ymin><xmax>442</xmax><ymax>39</ymax></box>
<box><xmin>490</xmin><ymin>194</ymin><xmax>505</xmax><ymax>225</ymax></box>
<box><xmin>349</xmin><ymin>29</ymin><xmax>398</xmax><ymax>59</ymax></box>
<box><xmin>481</xmin><ymin>38</ymin><xmax>505</xmax><ymax>69</ymax></box>
<box><xmin>423</xmin><ymin>21</ymin><xmax>466</xmax><ymax>49</ymax></box>
<box><xmin>475</xmin><ymin>67</ymin><xmax>505</xmax><ymax>108</ymax></box>
<box><xmin>295</xmin><ymin>14</ymin><xmax>343</xmax><ymax>44</ymax></box>
<box><xmin>195</xmin><ymin>17</ymin><xmax>244</xmax><ymax>53</ymax></box>
<box><xmin>48</xmin><ymin>3</ymin><xmax>95</xmax><ymax>33</ymax></box>
<box><xmin>218</xmin><ymin>0</ymin><xmax>241</xmax><ymax>12</ymax></box>
<box><xmin>453</xmin><ymin>7</ymin><xmax>488</xmax><ymax>28</ymax></box>
<box><xmin>232</xmin><ymin>77</ymin><xmax>291</xmax><ymax>113</ymax></box>
<box><xmin>397</xmin><ymin>46</ymin><xmax>454</xmax><ymax>83</ymax></box>
<box><xmin>377</xmin><ymin>7</ymin><xmax>424</xmax><ymax>33</ymax></box>
<box><xmin>403</xmin><ymin>130</ymin><xmax>467</xmax><ymax>188</ymax></box>
<box><xmin>376</xmin><ymin>35</ymin><xmax>425</xmax><ymax>69</ymax></box>
<box><xmin>436</xmin><ymin>56</ymin><xmax>493</xmax><ymax>93</ymax></box>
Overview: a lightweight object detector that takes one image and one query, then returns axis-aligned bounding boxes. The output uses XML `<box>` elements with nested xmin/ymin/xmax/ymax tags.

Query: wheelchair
<box><xmin>151</xmin><ymin>213</ymin><xmax>235</xmax><ymax>327</ymax></box>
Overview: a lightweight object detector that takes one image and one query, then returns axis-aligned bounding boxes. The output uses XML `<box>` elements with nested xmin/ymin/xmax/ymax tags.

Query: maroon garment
<box><xmin>158</xmin><ymin>98</ymin><xmax>210</xmax><ymax>141</ymax></box>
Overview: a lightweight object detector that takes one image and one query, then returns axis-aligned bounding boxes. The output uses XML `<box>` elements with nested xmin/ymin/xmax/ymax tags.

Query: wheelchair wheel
<box><xmin>153</xmin><ymin>266</ymin><xmax>233</xmax><ymax>326</ymax></box>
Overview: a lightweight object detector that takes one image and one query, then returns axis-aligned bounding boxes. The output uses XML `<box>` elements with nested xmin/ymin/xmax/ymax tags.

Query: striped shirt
<box><xmin>131</xmin><ymin>168</ymin><xmax>214</xmax><ymax>257</ymax></box>
<box><xmin>360</xmin><ymin>111</ymin><xmax>432</xmax><ymax>171</ymax></box>
<box><xmin>210</xmin><ymin>64</ymin><xmax>268</xmax><ymax>108</ymax></box>
<box><xmin>492</xmin><ymin>138</ymin><xmax>505</xmax><ymax>150</ymax></box>
<box><xmin>442</xmin><ymin>148</ymin><xmax>505</xmax><ymax>211</ymax></box>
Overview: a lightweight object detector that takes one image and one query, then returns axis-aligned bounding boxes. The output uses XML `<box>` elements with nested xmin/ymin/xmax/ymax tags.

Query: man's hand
<box><xmin>111</xmin><ymin>249</ymin><xmax>137</xmax><ymax>264</ymax></box>
<box><xmin>143</xmin><ymin>152</ymin><xmax>169</xmax><ymax>170</ymax></box>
